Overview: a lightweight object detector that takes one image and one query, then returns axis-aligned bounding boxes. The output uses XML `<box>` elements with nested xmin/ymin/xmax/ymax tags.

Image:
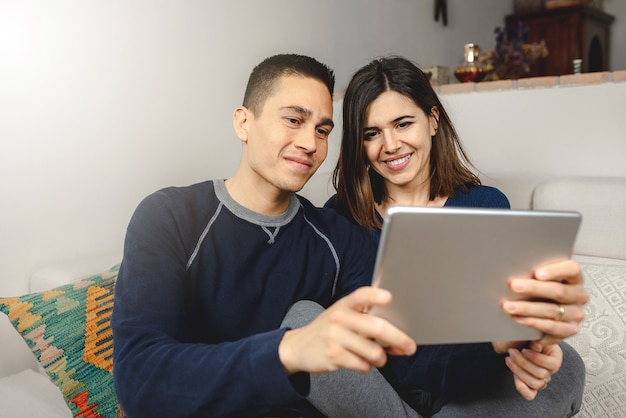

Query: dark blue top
<box><xmin>112</xmin><ymin>180</ymin><xmax>377</xmax><ymax>417</ymax></box>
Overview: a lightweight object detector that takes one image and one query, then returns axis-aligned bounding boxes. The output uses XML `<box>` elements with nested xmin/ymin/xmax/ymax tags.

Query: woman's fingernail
<box><xmin>503</xmin><ymin>301</ymin><xmax>517</xmax><ymax>313</ymax></box>
<box><xmin>512</xmin><ymin>280</ymin><xmax>526</xmax><ymax>291</ymax></box>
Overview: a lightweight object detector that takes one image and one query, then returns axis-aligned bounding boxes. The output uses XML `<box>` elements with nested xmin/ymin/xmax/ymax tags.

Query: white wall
<box><xmin>0</xmin><ymin>0</ymin><xmax>513</xmax><ymax>295</ymax></box>
<box><xmin>0</xmin><ymin>0</ymin><xmax>624</xmax><ymax>295</ymax></box>
<box><xmin>605</xmin><ymin>0</ymin><xmax>626</xmax><ymax>71</ymax></box>
<box><xmin>441</xmin><ymin>81</ymin><xmax>626</xmax><ymax>209</ymax></box>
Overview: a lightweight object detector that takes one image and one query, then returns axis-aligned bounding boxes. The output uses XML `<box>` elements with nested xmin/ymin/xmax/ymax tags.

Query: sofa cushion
<box><xmin>0</xmin><ymin>369</ymin><xmax>72</xmax><ymax>418</ymax></box>
<box><xmin>0</xmin><ymin>265</ymin><xmax>123</xmax><ymax>418</ymax></box>
<box><xmin>532</xmin><ymin>176</ymin><xmax>626</xmax><ymax>260</ymax></box>
<box><xmin>567</xmin><ymin>261</ymin><xmax>626</xmax><ymax>418</ymax></box>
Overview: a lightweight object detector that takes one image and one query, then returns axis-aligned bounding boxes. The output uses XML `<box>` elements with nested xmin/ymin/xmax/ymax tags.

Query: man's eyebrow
<box><xmin>321</xmin><ymin>117</ymin><xmax>335</xmax><ymax>129</ymax></box>
<box><xmin>363</xmin><ymin>114</ymin><xmax>414</xmax><ymax>131</ymax></box>
<box><xmin>280</xmin><ymin>106</ymin><xmax>334</xmax><ymax>129</ymax></box>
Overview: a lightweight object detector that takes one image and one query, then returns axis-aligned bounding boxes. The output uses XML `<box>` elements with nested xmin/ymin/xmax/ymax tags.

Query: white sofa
<box><xmin>531</xmin><ymin>177</ymin><xmax>626</xmax><ymax>418</ymax></box>
<box><xmin>1</xmin><ymin>176</ymin><xmax>625</xmax><ymax>417</ymax></box>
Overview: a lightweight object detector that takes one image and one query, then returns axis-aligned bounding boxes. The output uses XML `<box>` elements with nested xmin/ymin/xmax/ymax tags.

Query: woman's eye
<box><xmin>397</xmin><ymin>121</ymin><xmax>411</xmax><ymax>129</ymax></box>
<box><xmin>364</xmin><ymin>131</ymin><xmax>378</xmax><ymax>140</ymax></box>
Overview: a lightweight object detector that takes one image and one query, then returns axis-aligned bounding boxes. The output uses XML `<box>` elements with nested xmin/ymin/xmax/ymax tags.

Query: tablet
<box><xmin>368</xmin><ymin>206</ymin><xmax>581</xmax><ymax>345</ymax></box>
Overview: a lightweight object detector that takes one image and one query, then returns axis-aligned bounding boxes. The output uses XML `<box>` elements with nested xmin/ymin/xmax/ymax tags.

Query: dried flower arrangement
<box><xmin>480</xmin><ymin>22</ymin><xmax>549</xmax><ymax>81</ymax></box>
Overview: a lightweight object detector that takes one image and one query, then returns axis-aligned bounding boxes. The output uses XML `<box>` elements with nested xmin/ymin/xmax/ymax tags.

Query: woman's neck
<box><xmin>376</xmin><ymin>181</ymin><xmax>448</xmax><ymax>218</ymax></box>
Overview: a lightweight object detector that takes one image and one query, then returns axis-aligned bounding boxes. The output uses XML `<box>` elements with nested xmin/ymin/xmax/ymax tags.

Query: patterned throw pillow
<box><xmin>0</xmin><ymin>265</ymin><xmax>124</xmax><ymax>418</ymax></box>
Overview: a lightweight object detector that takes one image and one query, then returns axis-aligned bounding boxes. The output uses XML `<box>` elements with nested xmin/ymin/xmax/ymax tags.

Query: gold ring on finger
<box><xmin>555</xmin><ymin>304</ymin><xmax>565</xmax><ymax>321</ymax></box>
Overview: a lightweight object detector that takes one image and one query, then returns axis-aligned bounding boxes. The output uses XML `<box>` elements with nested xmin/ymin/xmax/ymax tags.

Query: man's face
<box><xmin>240</xmin><ymin>75</ymin><xmax>334</xmax><ymax>194</ymax></box>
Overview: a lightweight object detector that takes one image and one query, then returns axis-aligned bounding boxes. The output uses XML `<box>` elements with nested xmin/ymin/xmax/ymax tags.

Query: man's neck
<box><xmin>224</xmin><ymin>175</ymin><xmax>292</xmax><ymax>216</ymax></box>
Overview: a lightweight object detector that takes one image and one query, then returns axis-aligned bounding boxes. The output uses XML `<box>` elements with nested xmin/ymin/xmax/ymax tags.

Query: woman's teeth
<box><xmin>387</xmin><ymin>154</ymin><xmax>411</xmax><ymax>166</ymax></box>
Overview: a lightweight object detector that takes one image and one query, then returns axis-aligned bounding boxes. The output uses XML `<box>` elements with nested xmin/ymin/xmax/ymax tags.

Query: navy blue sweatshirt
<box><xmin>112</xmin><ymin>180</ymin><xmax>375</xmax><ymax>417</ymax></box>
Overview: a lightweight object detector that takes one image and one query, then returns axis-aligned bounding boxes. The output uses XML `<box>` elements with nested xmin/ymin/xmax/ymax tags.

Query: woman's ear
<box><xmin>233</xmin><ymin>106</ymin><xmax>250</xmax><ymax>142</ymax></box>
<box><xmin>429</xmin><ymin>106</ymin><xmax>440</xmax><ymax>137</ymax></box>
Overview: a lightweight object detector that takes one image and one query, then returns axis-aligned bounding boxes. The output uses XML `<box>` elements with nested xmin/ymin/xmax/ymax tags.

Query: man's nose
<box><xmin>294</xmin><ymin>127</ymin><xmax>318</xmax><ymax>152</ymax></box>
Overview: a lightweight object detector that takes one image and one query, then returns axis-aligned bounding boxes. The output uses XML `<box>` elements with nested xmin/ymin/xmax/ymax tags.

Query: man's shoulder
<box><xmin>297</xmin><ymin>193</ymin><xmax>358</xmax><ymax>226</ymax></box>
<box><xmin>142</xmin><ymin>180</ymin><xmax>215</xmax><ymax>204</ymax></box>
<box><xmin>134</xmin><ymin>180</ymin><xmax>218</xmax><ymax>219</ymax></box>
<box><xmin>151</xmin><ymin>180</ymin><xmax>215</xmax><ymax>198</ymax></box>
<box><xmin>296</xmin><ymin>193</ymin><xmax>338</xmax><ymax>223</ymax></box>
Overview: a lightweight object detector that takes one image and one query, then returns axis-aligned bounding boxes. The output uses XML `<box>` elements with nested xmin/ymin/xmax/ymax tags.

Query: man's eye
<box><xmin>287</xmin><ymin>118</ymin><xmax>300</xmax><ymax>125</ymax></box>
<box><xmin>317</xmin><ymin>128</ymin><xmax>330</xmax><ymax>138</ymax></box>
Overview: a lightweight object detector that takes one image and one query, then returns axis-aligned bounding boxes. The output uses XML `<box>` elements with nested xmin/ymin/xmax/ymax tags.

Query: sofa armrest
<box><xmin>0</xmin><ymin>370</ymin><xmax>72</xmax><ymax>418</ymax></box>
<box><xmin>1</xmin><ymin>251</ymin><xmax>122</xmax><ymax>379</ymax></box>
<box><xmin>29</xmin><ymin>252</ymin><xmax>122</xmax><ymax>292</ymax></box>
<box><xmin>532</xmin><ymin>176</ymin><xmax>626</xmax><ymax>260</ymax></box>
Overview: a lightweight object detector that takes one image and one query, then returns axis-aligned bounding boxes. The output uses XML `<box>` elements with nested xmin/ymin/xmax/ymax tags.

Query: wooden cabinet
<box><xmin>505</xmin><ymin>6</ymin><xmax>614</xmax><ymax>76</ymax></box>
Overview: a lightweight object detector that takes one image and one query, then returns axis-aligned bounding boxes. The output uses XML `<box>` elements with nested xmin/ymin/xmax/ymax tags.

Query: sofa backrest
<box><xmin>532</xmin><ymin>176</ymin><xmax>626</xmax><ymax>260</ymax></box>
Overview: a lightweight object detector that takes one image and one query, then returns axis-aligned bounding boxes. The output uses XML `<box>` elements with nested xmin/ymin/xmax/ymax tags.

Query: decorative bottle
<box><xmin>454</xmin><ymin>43</ymin><xmax>489</xmax><ymax>83</ymax></box>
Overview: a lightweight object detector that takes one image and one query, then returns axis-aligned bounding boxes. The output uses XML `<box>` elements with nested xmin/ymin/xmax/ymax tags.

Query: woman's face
<box><xmin>362</xmin><ymin>90</ymin><xmax>438</xmax><ymax>190</ymax></box>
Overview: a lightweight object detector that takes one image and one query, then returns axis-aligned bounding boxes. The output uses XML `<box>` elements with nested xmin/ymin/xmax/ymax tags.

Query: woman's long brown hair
<box><xmin>332</xmin><ymin>56</ymin><xmax>480</xmax><ymax>230</ymax></box>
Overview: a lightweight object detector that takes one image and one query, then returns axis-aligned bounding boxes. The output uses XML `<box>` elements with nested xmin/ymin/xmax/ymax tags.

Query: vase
<box><xmin>454</xmin><ymin>43</ymin><xmax>489</xmax><ymax>83</ymax></box>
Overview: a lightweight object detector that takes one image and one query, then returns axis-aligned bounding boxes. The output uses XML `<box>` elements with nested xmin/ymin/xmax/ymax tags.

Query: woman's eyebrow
<box><xmin>392</xmin><ymin>114</ymin><xmax>414</xmax><ymax>122</ymax></box>
<box><xmin>364</xmin><ymin>114</ymin><xmax>414</xmax><ymax>131</ymax></box>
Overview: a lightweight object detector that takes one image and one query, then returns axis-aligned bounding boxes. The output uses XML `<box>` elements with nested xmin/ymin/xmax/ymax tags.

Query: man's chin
<box><xmin>288</xmin><ymin>182</ymin><xmax>307</xmax><ymax>193</ymax></box>
<box><xmin>275</xmin><ymin>169</ymin><xmax>317</xmax><ymax>193</ymax></box>
<box><xmin>285</xmin><ymin>178</ymin><xmax>310</xmax><ymax>193</ymax></box>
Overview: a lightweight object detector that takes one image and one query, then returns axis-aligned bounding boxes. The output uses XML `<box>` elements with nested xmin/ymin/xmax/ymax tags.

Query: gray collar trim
<box><xmin>214</xmin><ymin>179</ymin><xmax>300</xmax><ymax>227</ymax></box>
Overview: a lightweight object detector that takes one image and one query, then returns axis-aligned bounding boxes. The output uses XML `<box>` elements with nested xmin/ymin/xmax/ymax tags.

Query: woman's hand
<box><xmin>505</xmin><ymin>342</ymin><xmax>562</xmax><ymax>400</ymax></box>
<box><xmin>501</xmin><ymin>259</ymin><xmax>589</xmax><ymax>346</ymax></box>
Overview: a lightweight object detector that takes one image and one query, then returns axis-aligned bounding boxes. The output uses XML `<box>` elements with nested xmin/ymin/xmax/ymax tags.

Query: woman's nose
<box><xmin>382</xmin><ymin>131</ymin><xmax>400</xmax><ymax>153</ymax></box>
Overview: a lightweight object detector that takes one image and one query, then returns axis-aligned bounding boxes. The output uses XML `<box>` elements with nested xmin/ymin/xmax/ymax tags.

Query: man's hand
<box><xmin>278</xmin><ymin>286</ymin><xmax>417</xmax><ymax>375</ymax></box>
<box><xmin>505</xmin><ymin>342</ymin><xmax>562</xmax><ymax>400</ymax></box>
<box><xmin>501</xmin><ymin>259</ymin><xmax>589</xmax><ymax>345</ymax></box>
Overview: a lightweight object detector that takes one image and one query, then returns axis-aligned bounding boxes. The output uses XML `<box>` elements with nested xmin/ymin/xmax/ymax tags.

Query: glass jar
<box><xmin>454</xmin><ymin>43</ymin><xmax>489</xmax><ymax>83</ymax></box>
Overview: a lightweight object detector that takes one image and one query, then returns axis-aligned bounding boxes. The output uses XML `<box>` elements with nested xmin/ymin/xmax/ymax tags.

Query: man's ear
<box><xmin>233</xmin><ymin>106</ymin><xmax>251</xmax><ymax>142</ymax></box>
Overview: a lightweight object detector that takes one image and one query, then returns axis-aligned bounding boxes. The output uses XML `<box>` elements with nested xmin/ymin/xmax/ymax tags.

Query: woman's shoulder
<box><xmin>446</xmin><ymin>185</ymin><xmax>511</xmax><ymax>209</ymax></box>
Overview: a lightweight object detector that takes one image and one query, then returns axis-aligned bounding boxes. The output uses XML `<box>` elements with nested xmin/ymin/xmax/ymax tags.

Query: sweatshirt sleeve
<box><xmin>111</xmin><ymin>191</ymin><xmax>306</xmax><ymax>417</ymax></box>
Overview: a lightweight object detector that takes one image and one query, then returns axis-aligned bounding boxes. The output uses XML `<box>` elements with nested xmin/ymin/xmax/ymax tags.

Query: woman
<box><xmin>325</xmin><ymin>56</ymin><xmax>587</xmax><ymax>416</ymax></box>
<box><xmin>331</xmin><ymin>57</ymin><xmax>507</xmax><ymax>231</ymax></box>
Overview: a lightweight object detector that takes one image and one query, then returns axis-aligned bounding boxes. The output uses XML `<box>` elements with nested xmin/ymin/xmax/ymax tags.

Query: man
<box><xmin>112</xmin><ymin>54</ymin><xmax>586</xmax><ymax>417</ymax></box>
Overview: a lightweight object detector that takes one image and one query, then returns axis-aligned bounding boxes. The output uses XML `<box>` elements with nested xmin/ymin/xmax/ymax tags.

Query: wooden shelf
<box><xmin>505</xmin><ymin>5</ymin><xmax>614</xmax><ymax>76</ymax></box>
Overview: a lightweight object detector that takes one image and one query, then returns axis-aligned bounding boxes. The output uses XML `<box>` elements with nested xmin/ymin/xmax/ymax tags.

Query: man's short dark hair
<box><xmin>243</xmin><ymin>54</ymin><xmax>335</xmax><ymax>115</ymax></box>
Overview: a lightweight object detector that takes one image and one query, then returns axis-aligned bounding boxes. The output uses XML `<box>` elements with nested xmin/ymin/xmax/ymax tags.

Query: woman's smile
<box><xmin>383</xmin><ymin>153</ymin><xmax>413</xmax><ymax>170</ymax></box>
